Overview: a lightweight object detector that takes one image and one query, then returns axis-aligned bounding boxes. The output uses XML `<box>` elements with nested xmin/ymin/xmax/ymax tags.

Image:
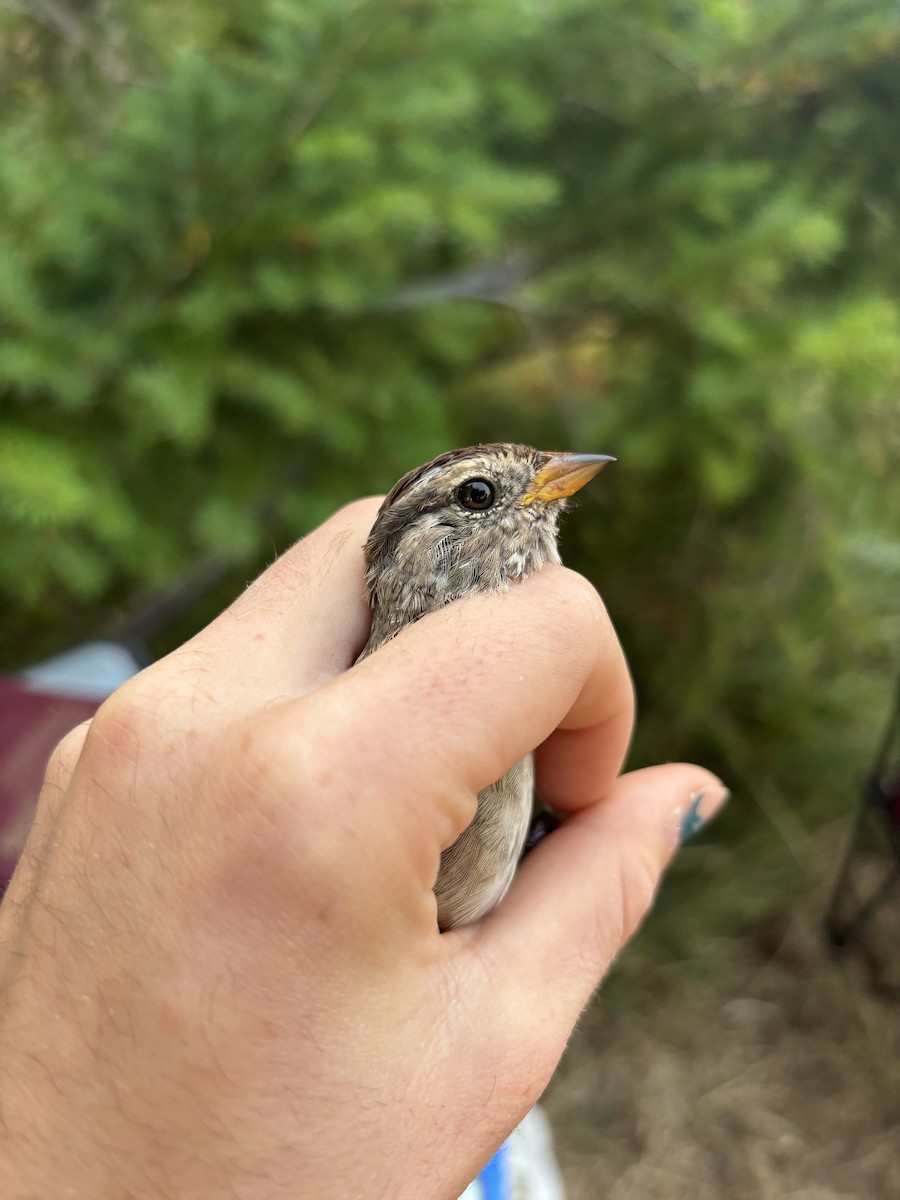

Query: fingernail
<box><xmin>677</xmin><ymin>783</ymin><xmax>730</xmax><ymax>844</ymax></box>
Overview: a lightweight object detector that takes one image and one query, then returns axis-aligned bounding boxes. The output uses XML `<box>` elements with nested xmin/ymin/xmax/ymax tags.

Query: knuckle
<box><xmin>546</xmin><ymin>568</ymin><xmax>615</xmax><ymax>659</ymax></box>
<box><xmin>222</xmin><ymin>706</ymin><xmax>293</xmax><ymax>803</ymax></box>
<box><xmin>557</xmin><ymin>566</ymin><xmax>607</xmax><ymax>621</ymax></box>
<box><xmin>83</xmin><ymin>681</ymin><xmax>151</xmax><ymax>763</ymax></box>
<box><xmin>217</xmin><ymin>702</ymin><xmax>330</xmax><ymax>825</ymax></box>
<box><xmin>45</xmin><ymin>720</ymin><xmax>92</xmax><ymax>789</ymax></box>
<box><xmin>208</xmin><ymin>704</ymin><xmax>384</xmax><ymax>917</ymax></box>
<box><xmin>81</xmin><ymin>655</ymin><xmax>215</xmax><ymax>772</ymax></box>
<box><xmin>79</xmin><ymin>669</ymin><xmax>193</xmax><ymax>783</ymax></box>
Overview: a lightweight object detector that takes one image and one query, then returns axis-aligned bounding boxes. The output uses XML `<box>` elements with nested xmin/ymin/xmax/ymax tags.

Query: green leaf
<box><xmin>0</xmin><ymin>427</ymin><xmax>95</xmax><ymax>526</ymax></box>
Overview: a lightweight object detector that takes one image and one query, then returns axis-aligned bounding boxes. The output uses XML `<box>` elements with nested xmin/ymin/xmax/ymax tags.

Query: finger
<box><xmin>258</xmin><ymin>566</ymin><xmax>633</xmax><ymax>870</ymax></box>
<box><xmin>535</xmin><ymin>713</ymin><xmax>635</xmax><ymax>812</ymax></box>
<box><xmin>191</xmin><ymin>497</ymin><xmax>383</xmax><ymax>694</ymax></box>
<box><xmin>0</xmin><ymin>721</ymin><xmax>95</xmax><ymax>903</ymax></box>
<box><xmin>533</xmin><ymin>603</ymin><xmax>634</xmax><ymax>812</ymax></box>
<box><xmin>44</xmin><ymin>719</ymin><xmax>93</xmax><ymax>795</ymax></box>
<box><xmin>477</xmin><ymin>765</ymin><xmax>729</xmax><ymax>1039</ymax></box>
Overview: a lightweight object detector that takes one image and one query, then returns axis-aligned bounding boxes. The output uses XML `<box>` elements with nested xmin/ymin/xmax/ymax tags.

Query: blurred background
<box><xmin>1</xmin><ymin>0</ymin><xmax>899</xmax><ymax>1194</ymax></box>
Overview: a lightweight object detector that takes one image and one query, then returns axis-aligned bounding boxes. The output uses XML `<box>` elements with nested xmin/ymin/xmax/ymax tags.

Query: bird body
<box><xmin>358</xmin><ymin>443</ymin><xmax>612</xmax><ymax>929</ymax></box>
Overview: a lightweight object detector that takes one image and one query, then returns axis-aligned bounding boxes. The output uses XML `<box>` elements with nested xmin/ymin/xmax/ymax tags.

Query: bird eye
<box><xmin>456</xmin><ymin>478</ymin><xmax>496</xmax><ymax>511</ymax></box>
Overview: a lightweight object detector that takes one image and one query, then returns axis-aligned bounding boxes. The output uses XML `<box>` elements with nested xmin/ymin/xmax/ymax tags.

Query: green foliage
<box><xmin>1</xmin><ymin>0</ymin><xmax>898</xmax><ymax>851</ymax></box>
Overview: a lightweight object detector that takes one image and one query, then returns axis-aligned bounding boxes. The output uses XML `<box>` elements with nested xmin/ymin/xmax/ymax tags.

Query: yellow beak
<box><xmin>522</xmin><ymin>452</ymin><xmax>615</xmax><ymax>506</ymax></box>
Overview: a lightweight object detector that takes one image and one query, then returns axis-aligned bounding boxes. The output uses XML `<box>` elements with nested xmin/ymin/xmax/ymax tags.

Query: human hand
<box><xmin>0</xmin><ymin>499</ymin><xmax>727</xmax><ymax>1200</ymax></box>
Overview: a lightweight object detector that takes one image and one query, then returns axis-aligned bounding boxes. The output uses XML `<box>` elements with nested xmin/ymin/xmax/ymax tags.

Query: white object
<box><xmin>19</xmin><ymin>640</ymin><xmax>141</xmax><ymax>701</ymax></box>
<box><xmin>459</xmin><ymin>1106</ymin><xmax>566</xmax><ymax>1199</ymax></box>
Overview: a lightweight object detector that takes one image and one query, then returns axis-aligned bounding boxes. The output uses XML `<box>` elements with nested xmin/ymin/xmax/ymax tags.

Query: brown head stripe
<box><xmin>379</xmin><ymin>443</ymin><xmax>541</xmax><ymax>513</ymax></box>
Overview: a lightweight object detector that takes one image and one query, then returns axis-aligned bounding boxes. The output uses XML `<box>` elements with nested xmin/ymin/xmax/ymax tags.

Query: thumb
<box><xmin>477</xmin><ymin>763</ymin><xmax>729</xmax><ymax>1037</ymax></box>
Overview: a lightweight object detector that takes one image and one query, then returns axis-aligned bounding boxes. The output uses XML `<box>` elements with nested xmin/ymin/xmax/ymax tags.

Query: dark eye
<box><xmin>456</xmin><ymin>478</ymin><xmax>496</xmax><ymax>511</ymax></box>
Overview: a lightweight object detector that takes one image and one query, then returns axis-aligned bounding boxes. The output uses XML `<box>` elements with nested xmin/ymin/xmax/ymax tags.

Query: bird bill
<box><xmin>522</xmin><ymin>453</ymin><xmax>615</xmax><ymax>506</ymax></box>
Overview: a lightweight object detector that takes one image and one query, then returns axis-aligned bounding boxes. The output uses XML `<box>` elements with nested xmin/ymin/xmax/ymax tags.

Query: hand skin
<box><xmin>0</xmin><ymin>498</ymin><xmax>726</xmax><ymax>1200</ymax></box>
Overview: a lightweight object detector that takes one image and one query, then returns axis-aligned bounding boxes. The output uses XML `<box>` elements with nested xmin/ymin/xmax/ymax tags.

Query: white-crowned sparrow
<box><xmin>359</xmin><ymin>443</ymin><xmax>613</xmax><ymax>930</ymax></box>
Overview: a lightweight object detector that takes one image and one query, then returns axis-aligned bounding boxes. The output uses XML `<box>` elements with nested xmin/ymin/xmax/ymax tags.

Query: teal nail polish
<box><xmin>679</xmin><ymin>785</ymin><xmax>730</xmax><ymax>843</ymax></box>
<box><xmin>680</xmin><ymin>790</ymin><xmax>708</xmax><ymax>843</ymax></box>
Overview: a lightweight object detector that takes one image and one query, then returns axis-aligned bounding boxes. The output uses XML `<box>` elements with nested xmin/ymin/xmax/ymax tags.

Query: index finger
<box><xmin>534</xmin><ymin>590</ymin><xmax>634</xmax><ymax>813</ymax></box>
<box><xmin>184</xmin><ymin>497</ymin><xmax>383</xmax><ymax>698</ymax></box>
<box><xmin>261</xmin><ymin>565</ymin><xmax>633</xmax><ymax>862</ymax></box>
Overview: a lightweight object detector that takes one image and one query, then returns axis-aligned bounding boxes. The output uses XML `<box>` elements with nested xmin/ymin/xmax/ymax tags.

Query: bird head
<box><xmin>362</xmin><ymin>443</ymin><xmax>613</xmax><ymax>647</ymax></box>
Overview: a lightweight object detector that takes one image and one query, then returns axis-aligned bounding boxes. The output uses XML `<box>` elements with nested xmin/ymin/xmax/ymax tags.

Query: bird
<box><xmin>357</xmin><ymin>443</ymin><xmax>614</xmax><ymax>930</ymax></box>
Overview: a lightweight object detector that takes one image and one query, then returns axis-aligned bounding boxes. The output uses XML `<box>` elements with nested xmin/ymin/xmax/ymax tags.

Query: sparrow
<box><xmin>358</xmin><ymin>443</ymin><xmax>614</xmax><ymax>930</ymax></box>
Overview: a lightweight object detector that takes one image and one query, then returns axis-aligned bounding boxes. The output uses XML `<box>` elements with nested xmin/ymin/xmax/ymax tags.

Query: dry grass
<box><xmin>544</xmin><ymin>813</ymin><xmax>900</xmax><ymax>1199</ymax></box>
